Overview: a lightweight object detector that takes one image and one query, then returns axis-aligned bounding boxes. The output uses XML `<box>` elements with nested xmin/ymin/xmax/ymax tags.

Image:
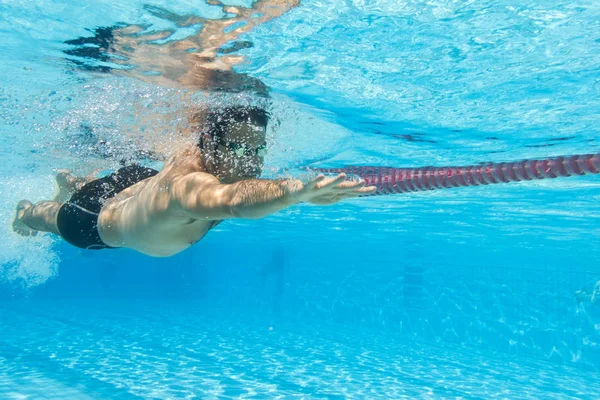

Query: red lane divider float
<box><xmin>315</xmin><ymin>153</ymin><xmax>600</xmax><ymax>196</ymax></box>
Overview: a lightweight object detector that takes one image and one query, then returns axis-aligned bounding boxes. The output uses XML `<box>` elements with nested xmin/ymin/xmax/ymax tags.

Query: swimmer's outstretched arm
<box><xmin>174</xmin><ymin>173</ymin><xmax>375</xmax><ymax>220</ymax></box>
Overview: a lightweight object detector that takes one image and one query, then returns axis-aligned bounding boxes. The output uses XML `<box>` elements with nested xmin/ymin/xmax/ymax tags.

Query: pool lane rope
<box><xmin>315</xmin><ymin>152</ymin><xmax>600</xmax><ymax>196</ymax></box>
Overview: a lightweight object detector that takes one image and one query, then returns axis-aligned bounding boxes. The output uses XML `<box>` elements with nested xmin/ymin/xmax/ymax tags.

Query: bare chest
<box><xmin>177</xmin><ymin>218</ymin><xmax>221</xmax><ymax>245</ymax></box>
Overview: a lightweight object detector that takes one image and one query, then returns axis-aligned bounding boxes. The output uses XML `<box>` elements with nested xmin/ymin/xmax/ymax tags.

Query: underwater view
<box><xmin>1</xmin><ymin>0</ymin><xmax>599</xmax><ymax>398</ymax></box>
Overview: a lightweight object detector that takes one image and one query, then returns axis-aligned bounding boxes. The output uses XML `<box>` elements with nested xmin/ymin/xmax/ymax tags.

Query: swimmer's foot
<box><xmin>54</xmin><ymin>168</ymin><xmax>99</xmax><ymax>202</ymax></box>
<box><xmin>54</xmin><ymin>169</ymin><xmax>74</xmax><ymax>203</ymax></box>
<box><xmin>12</xmin><ymin>200</ymin><xmax>37</xmax><ymax>237</ymax></box>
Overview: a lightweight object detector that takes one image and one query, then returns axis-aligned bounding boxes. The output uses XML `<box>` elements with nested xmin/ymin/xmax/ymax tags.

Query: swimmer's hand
<box><xmin>284</xmin><ymin>173</ymin><xmax>376</xmax><ymax>205</ymax></box>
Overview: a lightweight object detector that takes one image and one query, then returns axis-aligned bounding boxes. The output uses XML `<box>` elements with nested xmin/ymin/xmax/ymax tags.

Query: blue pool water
<box><xmin>1</xmin><ymin>0</ymin><xmax>600</xmax><ymax>398</ymax></box>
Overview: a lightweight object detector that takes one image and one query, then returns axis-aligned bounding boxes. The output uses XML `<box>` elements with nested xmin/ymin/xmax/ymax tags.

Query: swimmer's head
<box><xmin>198</xmin><ymin>106</ymin><xmax>269</xmax><ymax>183</ymax></box>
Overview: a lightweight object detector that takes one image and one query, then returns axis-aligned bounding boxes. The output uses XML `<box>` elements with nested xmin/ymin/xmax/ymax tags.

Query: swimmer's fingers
<box><xmin>333</xmin><ymin>179</ymin><xmax>367</xmax><ymax>191</ymax></box>
<box><xmin>333</xmin><ymin>179</ymin><xmax>377</xmax><ymax>194</ymax></box>
<box><xmin>302</xmin><ymin>175</ymin><xmax>375</xmax><ymax>204</ymax></box>
<box><xmin>338</xmin><ymin>185</ymin><xmax>377</xmax><ymax>198</ymax></box>
<box><xmin>308</xmin><ymin>185</ymin><xmax>376</xmax><ymax>205</ymax></box>
<box><xmin>314</xmin><ymin>173</ymin><xmax>346</xmax><ymax>190</ymax></box>
<box><xmin>354</xmin><ymin>185</ymin><xmax>377</xmax><ymax>195</ymax></box>
<box><xmin>305</xmin><ymin>174</ymin><xmax>325</xmax><ymax>190</ymax></box>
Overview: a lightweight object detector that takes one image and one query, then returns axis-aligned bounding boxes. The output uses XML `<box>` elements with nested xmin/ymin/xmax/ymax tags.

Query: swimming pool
<box><xmin>1</xmin><ymin>0</ymin><xmax>599</xmax><ymax>398</ymax></box>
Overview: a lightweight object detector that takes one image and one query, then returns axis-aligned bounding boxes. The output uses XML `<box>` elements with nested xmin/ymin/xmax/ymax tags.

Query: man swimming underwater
<box><xmin>13</xmin><ymin>1</ymin><xmax>377</xmax><ymax>256</ymax></box>
<box><xmin>13</xmin><ymin>105</ymin><xmax>375</xmax><ymax>256</ymax></box>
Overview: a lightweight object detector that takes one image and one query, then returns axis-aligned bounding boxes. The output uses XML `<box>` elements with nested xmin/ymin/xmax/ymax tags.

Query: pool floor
<box><xmin>1</xmin><ymin>300</ymin><xmax>598</xmax><ymax>399</ymax></box>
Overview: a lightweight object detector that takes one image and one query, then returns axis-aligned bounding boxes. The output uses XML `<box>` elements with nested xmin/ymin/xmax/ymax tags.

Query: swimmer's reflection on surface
<box><xmin>64</xmin><ymin>0</ymin><xmax>300</xmax><ymax>94</ymax></box>
<box><xmin>61</xmin><ymin>0</ymin><xmax>300</xmax><ymax>163</ymax></box>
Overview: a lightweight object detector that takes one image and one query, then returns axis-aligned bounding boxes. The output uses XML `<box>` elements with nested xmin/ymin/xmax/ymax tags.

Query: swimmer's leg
<box><xmin>12</xmin><ymin>200</ymin><xmax>61</xmax><ymax>236</ymax></box>
<box><xmin>54</xmin><ymin>169</ymin><xmax>100</xmax><ymax>202</ymax></box>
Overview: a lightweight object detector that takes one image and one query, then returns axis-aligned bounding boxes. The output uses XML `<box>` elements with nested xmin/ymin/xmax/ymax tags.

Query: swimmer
<box><xmin>13</xmin><ymin>106</ymin><xmax>376</xmax><ymax>256</ymax></box>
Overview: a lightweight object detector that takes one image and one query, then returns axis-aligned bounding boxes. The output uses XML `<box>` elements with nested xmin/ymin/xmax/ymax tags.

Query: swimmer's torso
<box><xmin>98</xmin><ymin>147</ymin><xmax>220</xmax><ymax>257</ymax></box>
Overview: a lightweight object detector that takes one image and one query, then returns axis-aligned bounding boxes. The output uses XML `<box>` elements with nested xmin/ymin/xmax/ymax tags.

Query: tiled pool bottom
<box><xmin>1</xmin><ymin>301</ymin><xmax>598</xmax><ymax>399</ymax></box>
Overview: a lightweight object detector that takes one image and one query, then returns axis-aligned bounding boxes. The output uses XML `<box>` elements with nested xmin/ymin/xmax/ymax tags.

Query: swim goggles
<box><xmin>218</xmin><ymin>138</ymin><xmax>268</xmax><ymax>158</ymax></box>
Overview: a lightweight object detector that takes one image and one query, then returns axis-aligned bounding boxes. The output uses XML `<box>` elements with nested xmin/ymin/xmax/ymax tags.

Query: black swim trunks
<box><xmin>56</xmin><ymin>165</ymin><xmax>159</xmax><ymax>250</ymax></box>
